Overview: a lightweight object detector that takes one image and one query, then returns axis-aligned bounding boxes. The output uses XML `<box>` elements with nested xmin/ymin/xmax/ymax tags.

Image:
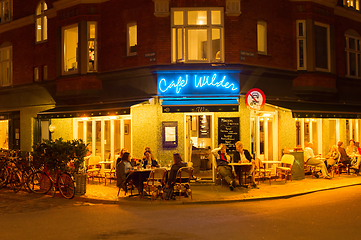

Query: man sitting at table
<box><xmin>212</xmin><ymin>144</ymin><xmax>236</xmax><ymax>191</ymax></box>
<box><xmin>233</xmin><ymin>141</ymin><xmax>258</xmax><ymax>188</ymax></box>
<box><xmin>304</xmin><ymin>142</ymin><xmax>331</xmax><ymax>179</ymax></box>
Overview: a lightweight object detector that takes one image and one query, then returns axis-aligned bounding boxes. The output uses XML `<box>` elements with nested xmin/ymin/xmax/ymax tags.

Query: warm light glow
<box><xmin>81</xmin><ymin>117</ymin><xmax>90</xmax><ymax>121</ymax></box>
<box><xmin>306</xmin><ymin>119</ymin><xmax>309</xmax><ymax>122</ymax></box>
<box><xmin>262</xmin><ymin>113</ymin><xmax>271</xmax><ymax>117</ymax></box>
<box><xmin>109</xmin><ymin>116</ymin><xmax>118</xmax><ymax>120</ymax></box>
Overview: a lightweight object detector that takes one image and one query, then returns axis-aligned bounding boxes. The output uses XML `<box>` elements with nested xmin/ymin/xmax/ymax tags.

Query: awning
<box><xmin>37</xmin><ymin>100</ymin><xmax>147</xmax><ymax>119</ymax></box>
<box><xmin>161</xmin><ymin>98</ymin><xmax>239</xmax><ymax>113</ymax></box>
<box><xmin>267</xmin><ymin>100</ymin><xmax>361</xmax><ymax>119</ymax></box>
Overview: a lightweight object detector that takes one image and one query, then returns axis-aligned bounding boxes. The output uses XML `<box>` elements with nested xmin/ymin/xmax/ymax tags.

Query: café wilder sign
<box><xmin>157</xmin><ymin>71</ymin><xmax>240</xmax><ymax>96</ymax></box>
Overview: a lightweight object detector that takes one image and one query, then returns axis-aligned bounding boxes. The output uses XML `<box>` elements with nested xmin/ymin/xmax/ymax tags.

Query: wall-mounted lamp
<box><xmin>49</xmin><ymin>124</ymin><xmax>56</xmax><ymax>133</ymax></box>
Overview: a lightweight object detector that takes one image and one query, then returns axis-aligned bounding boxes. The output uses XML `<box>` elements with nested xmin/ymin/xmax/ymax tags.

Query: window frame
<box><xmin>127</xmin><ymin>22</ymin><xmax>137</xmax><ymax>56</ymax></box>
<box><xmin>87</xmin><ymin>21</ymin><xmax>97</xmax><ymax>72</ymax></box>
<box><xmin>296</xmin><ymin>20</ymin><xmax>307</xmax><ymax>70</ymax></box>
<box><xmin>0</xmin><ymin>0</ymin><xmax>13</xmax><ymax>24</ymax></box>
<box><xmin>35</xmin><ymin>1</ymin><xmax>48</xmax><ymax>43</ymax></box>
<box><xmin>0</xmin><ymin>45</ymin><xmax>12</xmax><ymax>87</ymax></box>
<box><xmin>345</xmin><ymin>33</ymin><xmax>361</xmax><ymax>78</ymax></box>
<box><xmin>171</xmin><ymin>7</ymin><xmax>224</xmax><ymax>64</ymax></box>
<box><xmin>257</xmin><ymin>20</ymin><xmax>267</xmax><ymax>55</ymax></box>
<box><xmin>61</xmin><ymin>24</ymin><xmax>79</xmax><ymax>75</ymax></box>
<box><xmin>343</xmin><ymin>0</ymin><xmax>360</xmax><ymax>11</ymax></box>
<box><xmin>314</xmin><ymin>21</ymin><xmax>331</xmax><ymax>73</ymax></box>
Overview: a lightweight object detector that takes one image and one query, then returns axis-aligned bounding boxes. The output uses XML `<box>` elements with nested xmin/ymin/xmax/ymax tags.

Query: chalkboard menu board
<box><xmin>218</xmin><ymin>117</ymin><xmax>240</xmax><ymax>151</ymax></box>
<box><xmin>198</xmin><ymin>115</ymin><xmax>211</xmax><ymax>138</ymax></box>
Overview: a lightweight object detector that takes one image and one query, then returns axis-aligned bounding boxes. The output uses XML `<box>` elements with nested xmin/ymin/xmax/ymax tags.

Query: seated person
<box><xmin>233</xmin><ymin>141</ymin><xmax>257</xmax><ymax>188</ymax></box>
<box><xmin>142</xmin><ymin>150</ymin><xmax>159</xmax><ymax>168</ymax></box>
<box><xmin>212</xmin><ymin>143</ymin><xmax>235</xmax><ymax>191</ymax></box>
<box><xmin>116</xmin><ymin>152</ymin><xmax>133</xmax><ymax>192</ymax></box>
<box><xmin>325</xmin><ymin>145</ymin><xmax>340</xmax><ymax>170</ymax></box>
<box><xmin>304</xmin><ymin>142</ymin><xmax>331</xmax><ymax>179</ymax></box>
<box><xmin>116</xmin><ymin>147</ymin><xmax>128</xmax><ymax>165</ymax></box>
<box><xmin>338</xmin><ymin>141</ymin><xmax>352</xmax><ymax>166</ymax></box>
<box><xmin>346</xmin><ymin>139</ymin><xmax>361</xmax><ymax>173</ymax></box>
<box><xmin>167</xmin><ymin>153</ymin><xmax>187</xmax><ymax>187</ymax></box>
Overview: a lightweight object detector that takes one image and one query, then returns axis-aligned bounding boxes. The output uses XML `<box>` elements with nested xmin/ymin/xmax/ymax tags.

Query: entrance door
<box><xmin>251</xmin><ymin>111</ymin><xmax>278</xmax><ymax>161</ymax></box>
<box><xmin>184</xmin><ymin>113</ymin><xmax>214</xmax><ymax>180</ymax></box>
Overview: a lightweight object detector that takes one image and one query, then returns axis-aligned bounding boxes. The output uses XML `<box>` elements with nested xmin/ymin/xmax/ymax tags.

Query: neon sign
<box><xmin>157</xmin><ymin>71</ymin><xmax>240</xmax><ymax>96</ymax></box>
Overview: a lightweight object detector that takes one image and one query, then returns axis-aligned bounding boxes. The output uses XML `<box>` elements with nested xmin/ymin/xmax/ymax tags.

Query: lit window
<box><xmin>0</xmin><ymin>0</ymin><xmax>12</xmax><ymax>24</ymax></box>
<box><xmin>314</xmin><ymin>22</ymin><xmax>330</xmax><ymax>72</ymax></box>
<box><xmin>344</xmin><ymin>0</ymin><xmax>360</xmax><ymax>10</ymax></box>
<box><xmin>345</xmin><ymin>30</ymin><xmax>361</xmax><ymax>78</ymax></box>
<box><xmin>36</xmin><ymin>1</ymin><xmax>47</xmax><ymax>42</ymax></box>
<box><xmin>88</xmin><ymin>22</ymin><xmax>97</xmax><ymax>72</ymax></box>
<box><xmin>34</xmin><ymin>67</ymin><xmax>39</xmax><ymax>82</ymax></box>
<box><xmin>0</xmin><ymin>45</ymin><xmax>12</xmax><ymax>86</ymax></box>
<box><xmin>171</xmin><ymin>8</ymin><xmax>224</xmax><ymax>63</ymax></box>
<box><xmin>127</xmin><ymin>23</ymin><xmax>137</xmax><ymax>56</ymax></box>
<box><xmin>257</xmin><ymin>20</ymin><xmax>267</xmax><ymax>55</ymax></box>
<box><xmin>296</xmin><ymin>20</ymin><xmax>307</xmax><ymax>70</ymax></box>
<box><xmin>62</xmin><ymin>24</ymin><xmax>78</xmax><ymax>74</ymax></box>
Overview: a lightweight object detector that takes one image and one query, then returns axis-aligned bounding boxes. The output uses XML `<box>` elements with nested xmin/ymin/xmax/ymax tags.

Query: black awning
<box><xmin>267</xmin><ymin>100</ymin><xmax>361</xmax><ymax>119</ymax></box>
<box><xmin>37</xmin><ymin>100</ymin><xmax>147</xmax><ymax>119</ymax></box>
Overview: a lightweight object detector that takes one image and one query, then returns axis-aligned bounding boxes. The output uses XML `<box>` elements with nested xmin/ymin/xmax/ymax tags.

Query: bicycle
<box><xmin>27</xmin><ymin>163</ymin><xmax>75</xmax><ymax>199</ymax></box>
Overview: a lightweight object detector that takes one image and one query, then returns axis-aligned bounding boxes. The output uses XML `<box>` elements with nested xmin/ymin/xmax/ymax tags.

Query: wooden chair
<box><xmin>333</xmin><ymin>161</ymin><xmax>349</xmax><ymax>177</ymax></box>
<box><xmin>276</xmin><ymin>154</ymin><xmax>295</xmax><ymax>183</ymax></box>
<box><xmin>86</xmin><ymin>156</ymin><xmax>102</xmax><ymax>183</ymax></box>
<box><xmin>254</xmin><ymin>158</ymin><xmax>272</xmax><ymax>184</ymax></box>
<box><xmin>142</xmin><ymin>168</ymin><xmax>167</xmax><ymax>201</ymax></box>
<box><xmin>174</xmin><ymin>167</ymin><xmax>194</xmax><ymax>200</ymax></box>
<box><xmin>104</xmin><ymin>158</ymin><xmax>117</xmax><ymax>185</ymax></box>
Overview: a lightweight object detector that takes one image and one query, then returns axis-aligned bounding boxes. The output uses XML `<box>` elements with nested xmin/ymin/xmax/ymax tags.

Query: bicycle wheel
<box><xmin>0</xmin><ymin>165</ymin><xmax>9</xmax><ymax>189</ymax></box>
<box><xmin>10</xmin><ymin>170</ymin><xmax>23</xmax><ymax>193</ymax></box>
<box><xmin>58</xmin><ymin>173</ymin><xmax>75</xmax><ymax>199</ymax></box>
<box><xmin>27</xmin><ymin>171</ymin><xmax>52</xmax><ymax>194</ymax></box>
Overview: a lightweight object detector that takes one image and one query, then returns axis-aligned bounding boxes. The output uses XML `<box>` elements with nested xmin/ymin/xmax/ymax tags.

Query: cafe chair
<box><xmin>104</xmin><ymin>158</ymin><xmax>117</xmax><ymax>185</ymax></box>
<box><xmin>333</xmin><ymin>160</ymin><xmax>349</xmax><ymax>177</ymax></box>
<box><xmin>174</xmin><ymin>167</ymin><xmax>194</xmax><ymax>200</ymax></box>
<box><xmin>142</xmin><ymin>168</ymin><xmax>167</xmax><ymax>201</ymax></box>
<box><xmin>254</xmin><ymin>158</ymin><xmax>272</xmax><ymax>184</ymax></box>
<box><xmin>276</xmin><ymin>154</ymin><xmax>295</xmax><ymax>183</ymax></box>
<box><xmin>117</xmin><ymin>177</ymin><xmax>134</xmax><ymax>197</ymax></box>
<box><xmin>86</xmin><ymin>156</ymin><xmax>102</xmax><ymax>183</ymax></box>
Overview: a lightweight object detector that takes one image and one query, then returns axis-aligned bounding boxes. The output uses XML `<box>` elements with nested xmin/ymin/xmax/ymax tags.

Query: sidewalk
<box><xmin>74</xmin><ymin>174</ymin><xmax>361</xmax><ymax>204</ymax></box>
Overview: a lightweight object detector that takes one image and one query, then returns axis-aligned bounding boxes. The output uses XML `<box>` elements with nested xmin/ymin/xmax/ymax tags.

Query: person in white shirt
<box><xmin>304</xmin><ymin>142</ymin><xmax>331</xmax><ymax>179</ymax></box>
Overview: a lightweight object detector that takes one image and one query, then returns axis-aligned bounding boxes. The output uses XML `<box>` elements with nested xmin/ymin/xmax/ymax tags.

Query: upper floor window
<box><xmin>127</xmin><ymin>23</ymin><xmax>137</xmax><ymax>56</ymax></box>
<box><xmin>36</xmin><ymin>1</ymin><xmax>48</xmax><ymax>42</ymax></box>
<box><xmin>0</xmin><ymin>45</ymin><xmax>12</xmax><ymax>86</ymax></box>
<box><xmin>343</xmin><ymin>0</ymin><xmax>360</xmax><ymax>11</ymax></box>
<box><xmin>314</xmin><ymin>22</ymin><xmax>330</xmax><ymax>72</ymax></box>
<box><xmin>171</xmin><ymin>8</ymin><xmax>224</xmax><ymax>63</ymax></box>
<box><xmin>0</xmin><ymin>0</ymin><xmax>12</xmax><ymax>24</ymax></box>
<box><xmin>257</xmin><ymin>20</ymin><xmax>267</xmax><ymax>55</ymax></box>
<box><xmin>88</xmin><ymin>22</ymin><xmax>97</xmax><ymax>72</ymax></box>
<box><xmin>296</xmin><ymin>20</ymin><xmax>307</xmax><ymax>70</ymax></box>
<box><xmin>345</xmin><ymin>30</ymin><xmax>361</xmax><ymax>78</ymax></box>
<box><xmin>62</xmin><ymin>24</ymin><xmax>78</xmax><ymax>75</ymax></box>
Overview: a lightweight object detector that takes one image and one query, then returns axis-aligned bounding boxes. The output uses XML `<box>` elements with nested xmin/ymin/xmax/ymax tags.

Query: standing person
<box><xmin>233</xmin><ymin>141</ymin><xmax>257</xmax><ymax>188</ymax></box>
<box><xmin>212</xmin><ymin>144</ymin><xmax>235</xmax><ymax>191</ymax></box>
<box><xmin>304</xmin><ymin>142</ymin><xmax>331</xmax><ymax>179</ymax></box>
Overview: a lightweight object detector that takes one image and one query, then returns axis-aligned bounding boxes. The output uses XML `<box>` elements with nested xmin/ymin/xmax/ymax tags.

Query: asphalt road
<box><xmin>1</xmin><ymin>185</ymin><xmax>361</xmax><ymax>240</ymax></box>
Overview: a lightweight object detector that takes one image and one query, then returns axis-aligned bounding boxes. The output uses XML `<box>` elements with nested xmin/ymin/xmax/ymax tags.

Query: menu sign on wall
<box><xmin>218</xmin><ymin>117</ymin><xmax>240</xmax><ymax>151</ymax></box>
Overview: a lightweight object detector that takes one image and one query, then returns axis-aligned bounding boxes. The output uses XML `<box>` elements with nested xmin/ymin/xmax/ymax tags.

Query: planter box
<box><xmin>74</xmin><ymin>173</ymin><xmax>87</xmax><ymax>195</ymax></box>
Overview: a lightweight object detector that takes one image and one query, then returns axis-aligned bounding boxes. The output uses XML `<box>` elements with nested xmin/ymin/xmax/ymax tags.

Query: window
<box><xmin>36</xmin><ymin>1</ymin><xmax>48</xmax><ymax>42</ymax></box>
<box><xmin>344</xmin><ymin>0</ymin><xmax>360</xmax><ymax>10</ymax></box>
<box><xmin>0</xmin><ymin>0</ymin><xmax>12</xmax><ymax>24</ymax></box>
<box><xmin>0</xmin><ymin>45</ymin><xmax>12</xmax><ymax>86</ymax></box>
<box><xmin>314</xmin><ymin>22</ymin><xmax>330</xmax><ymax>72</ymax></box>
<box><xmin>345</xmin><ymin>30</ymin><xmax>361</xmax><ymax>78</ymax></box>
<box><xmin>88</xmin><ymin>22</ymin><xmax>97</xmax><ymax>72</ymax></box>
<box><xmin>257</xmin><ymin>20</ymin><xmax>267</xmax><ymax>55</ymax></box>
<box><xmin>34</xmin><ymin>67</ymin><xmax>39</xmax><ymax>82</ymax></box>
<box><xmin>127</xmin><ymin>23</ymin><xmax>137</xmax><ymax>56</ymax></box>
<box><xmin>296</xmin><ymin>20</ymin><xmax>307</xmax><ymax>70</ymax></box>
<box><xmin>43</xmin><ymin>65</ymin><xmax>48</xmax><ymax>80</ymax></box>
<box><xmin>62</xmin><ymin>24</ymin><xmax>78</xmax><ymax>74</ymax></box>
<box><xmin>171</xmin><ymin>8</ymin><xmax>224</xmax><ymax>63</ymax></box>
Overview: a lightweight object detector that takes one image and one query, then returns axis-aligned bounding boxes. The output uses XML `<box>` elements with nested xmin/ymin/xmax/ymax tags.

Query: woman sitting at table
<box><xmin>167</xmin><ymin>153</ymin><xmax>187</xmax><ymax>187</ymax></box>
<box><xmin>346</xmin><ymin>140</ymin><xmax>361</xmax><ymax>174</ymax></box>
<box><xmin>116</xmin><ymin>148</ymin><xmax>128</xmax><ymax>165</ymax></box>
<box><xmin>116</xmin><ymin>152</ymin><xmax>133</xmax><ymax>192</ymax></box>
<box><xmin>142</xmin><ymin>150</ymin><xmax>159</xmax><ymax>169</ymax></box>
<box><xmin>325</xmin><ymin>145</ymin><xmax>340</xmax><ymax>170</ymax></box>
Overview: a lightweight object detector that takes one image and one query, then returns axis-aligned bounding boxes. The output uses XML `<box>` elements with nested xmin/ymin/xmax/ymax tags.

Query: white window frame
<box><xmin>257</xmin><ymin>20</ymin><xmax>267</xmax><ymax>55</ymax></box>
<box><xmin>314</xmin><ymin>22</ymin><xmax>331</xmax><ymax>73</ymax></box>
<box><xmin>171</xmin><ymin>7</ymin><xmax>224</xmax><ymax>63</ymax></box>
<box><xmin>0</xmin><ymin>46</ymin><xmax>12</xmax><ymax>86</ymax></box>
<box><xmin>296</xmin><ymin>20</ymin><xmax>307</xmax><ymax>70</ymax></box>
<box><xmin>127</xmin><ymin>22</ymin><xmax>137</xmax><ymax>56</ymax></box>
<box><xmin>35</xmin><ymin>1</ymin><xmax>48</xmax><ymax>43</ymax></box>
<box><xmin>62</xmin><ymin>24</ymin><xmax>79</xmax><ymax>75</ymax></box>
<box><xmin>345</xmin><ymin>34</ymin><xmax>361</xmax><ymax>78</ymax></box>
<box><xmin>87</xmin><ymin>21</ymin><xmax>97</xmax><ymax>72</ymax></box>
<box><xmin>0</xmin><ymin>0</ymin><xmax>12</xmax><ymax>24</ymax></box>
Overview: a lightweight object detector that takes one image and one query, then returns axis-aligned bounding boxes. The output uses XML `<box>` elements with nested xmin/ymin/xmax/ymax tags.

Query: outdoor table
<box><xmin>127</xmin><ymin>169</ymin><xmax>152</xmax><ymax>197</ymax></box>
<box><xmin>229</xmin><ymin>163</ymin><xmax>252</xmax><ymax>188</ymax></box>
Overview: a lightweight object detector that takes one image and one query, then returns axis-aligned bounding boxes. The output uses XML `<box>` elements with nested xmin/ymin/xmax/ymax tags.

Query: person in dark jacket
<box><xmin>142</xmin><ymin>151</ymin><xmax>159</xmax><ymax>168</ymax></box>
<box><xmin>116</xmin><ymin>152</ymin><xmax>133</xmax><ymax>192</ymax></box>
<box><xmin>233</xmin><ymin>141</ymin><xmax>258</xmax><ymax>188</ymax></box>
<box><xmin>212</xmin><ymin>143</ymin><xmax>235</xmax><ymax>191</ymax></box>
